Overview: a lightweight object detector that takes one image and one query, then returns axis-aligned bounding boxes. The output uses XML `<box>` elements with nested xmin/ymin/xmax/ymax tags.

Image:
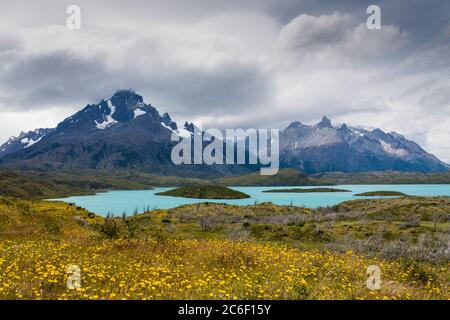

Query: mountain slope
<box><xmin>1</xmin><ymin>92</ymin><xmax>447</xmax><ymax>176</ymax></box>
<box><xmin>279</xmin><ymin>116</ymin><xmax>449</xmax><ymax>174</ymax></box>
<box><xmin>0</xmin><ymin>90</ymin><xmax>250</xmax><ymax>177</ymax></box>
<box><xmin>0</xmin><ymin>128</ymin><xmax>53</xmax><ymax>158</ymax></box>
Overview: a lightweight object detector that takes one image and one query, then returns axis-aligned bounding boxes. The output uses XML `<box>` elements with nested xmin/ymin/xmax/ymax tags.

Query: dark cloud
<box><xmin>0</xmin><ymin>0</ymin><xmax>449</xmax><ymax>161</ymax></box>
<box><xmin>137</xmin><ymin>63</ymin><xmax>273</xmax><ymax>117</ymax></box>
<box><xmin>0</xmin><ymin>51</ymin><xmax>116</xmax><ymax>109</ymax></box>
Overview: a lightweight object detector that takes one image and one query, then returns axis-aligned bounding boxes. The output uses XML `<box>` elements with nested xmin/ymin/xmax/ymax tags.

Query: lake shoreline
<box><xmin>48</xmin><ymin>184</ymin><xmax>450</xmax><ymax>216</ymax></box>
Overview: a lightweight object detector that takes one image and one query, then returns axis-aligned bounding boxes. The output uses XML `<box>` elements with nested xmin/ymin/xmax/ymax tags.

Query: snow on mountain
<box><xmin>95</xmin><ymin>100</ymin><xmax>118</xmax><ymax>129</ymax></box>
<box><xmin>1</xmin><ymin>91</ymin><xmax>447</xmax><ymax>175</ymax></box>
<box><xmin>0</xmin><ymin>128</ymin><xmax>53</xmax><ymax>158</ymax></box>
<box><xmin>0</xmin><ymin>90</ymin><xmax>250</xmax><ymax>177</ymax></box>
<box><xmin>280</xmin><ymin>116</ymin><xmax>449</xmax><ymax>174</ymax></box>
<box><xmin>133</xmin><ymin>107</ymin><xmax>147</xmax><ymax>118</ymax></box>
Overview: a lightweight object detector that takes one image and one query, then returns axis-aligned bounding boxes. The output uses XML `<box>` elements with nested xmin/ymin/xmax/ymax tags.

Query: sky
<box><xmin>0</xmin><ymin>0</ymin><xmax>449</xmax><ymax>162</ymax></box>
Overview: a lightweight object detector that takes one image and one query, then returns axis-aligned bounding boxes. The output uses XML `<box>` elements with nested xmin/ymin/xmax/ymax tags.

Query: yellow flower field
<box><xmin>0</xmin><ymin>239</ymin><xmax>447</xmax><ymax>300</ymax></box>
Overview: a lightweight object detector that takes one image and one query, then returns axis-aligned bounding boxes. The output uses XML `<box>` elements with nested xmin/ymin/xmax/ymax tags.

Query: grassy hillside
<box><xmin>315</xmin><ymin>171</ymin><xmax>450</xmax><ymax>184</ymax></box>
<box><xmin>156</xmin><ymin>186</ymin><xmax>250</xmax><ymax>199</ymax></box>
<box><xmin>0</xmin><ymin>195</ymin><xmax>448</xmax><ymax>300</ymax></box>
<box><xmin>0</xmin><ymin>171</ymin><xmax>90</xmax><ymax>199</ymax></box>
<box><xmin>0</xmin><ymin>170</ymin><xmax>208</xmax><ymax>199</ymax></box>
<box><xmin>263</xmin><ymin>187</ymin><xmax>351</xmax><ymax>193</ymax></box>
<box><xmin>0</xmin><ymin>197</ymin><xmax>102</xmax><ymax>240</ymax></box>
<box><xmin>216</xmin><ymin>168</ymin><xmax>325</xmax><ymax>186</ymax></box>
<box><xmin>354</xmin><ymin>191</ymin><xmax>407</xmax><ymax>197</ymax></box>
<box><xmin>334</xmin><ymin>196</ymin><xmax>450</xmax><ymax>220</ymax></box>
<box><xmin>2</xmin><ymin>169</ymin><xmax>449</xmax><ymax>200</ymax></box>
<box><xmin>1</xmin><ymin>169</ymin><xmax>324</xmax><ymax>199</ymax></box>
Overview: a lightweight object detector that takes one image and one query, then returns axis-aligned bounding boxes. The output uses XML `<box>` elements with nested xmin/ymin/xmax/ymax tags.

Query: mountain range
<box><xmin>0</xmin><ymin>90</ymin><xmax>250</xmax><ymax>177</ymax></box>
<box><xmin>279</xmin><ymin>116</ymin><xmax>449</xmax><ymax>174</ymax></box>
<box><xmin>0</xmin><ymin>89</ymin><xmax>448</xmax><ymax>175</ymax></box>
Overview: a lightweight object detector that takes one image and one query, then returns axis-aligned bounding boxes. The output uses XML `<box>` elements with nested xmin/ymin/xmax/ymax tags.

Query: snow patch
<box><xmin>21</xmin><ymin>136</ymin><xmax>43</xmax><ymax>148</ymax></box>
<box><xmin>133</xmin><ymin>108</ymin><xmax>147</xmax><ymax>118</ymax></box>
<box><xmin>95</xmin><ymin>100</ymin><xmax>118</xmax><ymax>130</ymax></box>
<box><xmin>177</xmin><ymin>128</ymin><xmax>193</xmax><ymax>138</ymax></box>
<box><xmin>352</xmin><ymin>129</ymin><xmax>364</xmax><ymax>137</ymax></box>
<box><xmin>161</xmin><ymin>122</ymin><xmax>192</xmax><ymax>138</ymax></box>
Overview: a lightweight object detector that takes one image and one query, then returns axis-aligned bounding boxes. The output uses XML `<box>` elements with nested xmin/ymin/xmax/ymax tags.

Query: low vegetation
<box><xmin>0</xmin><ymin>195</ymin><xmax>448</xmax><ymax>300</ymax></box>
<box><xmin>156</xmin><ymin>186</ymin><xmax>250</xmax><ymax>199</ymax></box>
<box><xmin>0</xmin><ymin>170</ymin><xmax>207</xmax><ymax>199</ymax></box>
<box><xmin>354</xmin><ymin>191</ymin><xmax>407</xmax><ymax>197</ymax></box>
<box><xmin>0</xmin><ymin>168</ymin><xmax>321</xmax><ymax>199</ymax></box>
<box><xmin>315</xmin><ymin>171</ymin><xmax>450</xmax><ymax>185</ymax></box>
<box><xmin>216</xmin><ymin>169</ymin><xmax>325</xmax><ymax>186</ymax></box>
<box><xmin>263</xmin><ymin>188</ymin><xmax>351</xmax><ymax>193</ymax></box>
<box><xmin>2</xmin><ymin>168</ymin><xmax>450</xmax><ymax>199</ymax></box>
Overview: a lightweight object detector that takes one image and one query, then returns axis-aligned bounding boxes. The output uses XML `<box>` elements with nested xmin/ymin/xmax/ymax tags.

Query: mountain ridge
<box><xmin>279</xmin><ymin>117</ymin><xmax>449</xmax><ymax>174</ymax></box>
<box><xmin>0</xmin><ymin>90</ymin><xmax>250</xmax><ymax>177</ymax></box>
<box><xmin>0</xmin><ymin>89</ymin><xmax>448</xmax><ymax>175</ymax></box>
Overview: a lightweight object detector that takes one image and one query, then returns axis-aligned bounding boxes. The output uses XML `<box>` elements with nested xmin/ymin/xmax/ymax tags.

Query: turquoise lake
<box><xmin>50</xmin><ymin>184</ymin><xmax>450</xmax><ymax>216</ymax></box>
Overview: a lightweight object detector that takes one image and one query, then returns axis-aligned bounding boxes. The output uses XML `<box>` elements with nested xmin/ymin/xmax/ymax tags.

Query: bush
<box><xmin>293</xmin><ymin>283</ymin><xmax>309</xmax><ymax>299</ymax></box>
<box><xmin>102</xmin><ymin>218</ymin><xmax>118</xmax><ymax>239</ymax></box>
<box><xmin>44</xmin><ymin>218</ymin><xmax>63</xmax><ymax>235</ymax></box>
<box><xmin>199</xmin><ymin>215</ymin><xmax>217</xmax><ymax>231</ymax></box>
<box><xmin>400</xmin><ymin>215</ymin><xmax>421</xmax><ymax>228</ymax></box>
<box><xmin>226</xmin><ymin>225</ymin><xmax>251</xmax><ymax>241</ymax></box>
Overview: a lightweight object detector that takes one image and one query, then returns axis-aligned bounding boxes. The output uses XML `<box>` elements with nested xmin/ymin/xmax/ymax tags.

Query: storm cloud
<box><xmin>0</xmin><ymin>0</ymin><xmax>449</xmax><ymax>162</ymax></box>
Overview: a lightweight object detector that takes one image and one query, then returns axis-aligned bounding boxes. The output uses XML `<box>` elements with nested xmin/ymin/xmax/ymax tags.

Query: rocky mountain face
<box><xmin>0</xmin><ymin>128</ymin><xmax>54</xmax><ymax>158</ymax></box>
<box><xmin>0</xmin><ymin>91</ymin><xmax>448</xmax><ymax>176</ymax></box>
<box><xmin>0</xmin><ymin>90</ymin><xmax>250</xmax><ymax>177</ymax></box>
<box><xmin>279</xmin><ymin>116</ymin><xmax>449</xmax><ymax>174</ymax></box>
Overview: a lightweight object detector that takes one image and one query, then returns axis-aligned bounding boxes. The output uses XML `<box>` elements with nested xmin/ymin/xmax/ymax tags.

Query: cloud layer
<box><xmin>0</xmin><ymin>0</ymin><xmax>449</xmax><ymax>162</ymax></box>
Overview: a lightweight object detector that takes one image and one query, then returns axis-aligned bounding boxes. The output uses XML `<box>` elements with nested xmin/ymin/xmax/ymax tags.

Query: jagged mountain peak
<box><xmin>286</xmin><ymin>121</ymin><xmax>304</xmax><ymax>129</ymax></box>
<box><xmin>280</xmin><ymin>118</ymin><xmax>449</xmax><ymax>174</ymax></box>
<box><xmin>0</xmin><ymin>128</ymin><xmax>53</xmax><ymax>158</ymax></box>
<box><xmin>55</xmin><ymin>90</ymin><xmax>164</xmax><ymax>132</ymax></box>
<box><xmin>1</xmin><ymin>91</ymin><xmax>448</xmax><ymax>174</ymax></box>
<box><xmin>0</xmin><ymin>90</ymin><xmax>250</xmax><ymax>177</ymax></box>
<box><xmin>316</xmin><ymin>116</ymin><xmax>333</xmax><ymax>128</ymax></box>
<box><xmin>110</xmin><ymin>89</ymin><xmax>144</xmax><ymax>111</ymax></box>
<box><xmin>0</xmin><ymin>90</ymin><xmax>203</xmax><ymax>170</ymax></box>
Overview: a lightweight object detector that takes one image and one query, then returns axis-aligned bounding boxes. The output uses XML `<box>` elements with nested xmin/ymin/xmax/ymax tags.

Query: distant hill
<box><xmin>279</xmin><ymin>117</ymin><xmax>449</xmax><ymax>174</ymax></box>
<box><xmin>315</xmin><ymin>171</ymin><xmax>450</xmax><ymax>184</ymax></box>
<box><xmin>215</xmin><ymin>168</ymin><xmax>324</xmax><ymax>186</ymax></box>
<box><xmin>156</xmin><ymin>186</ymin><xmax>250</xmax><ymax>199</ymax></box>
<box><xmin>0</xmin><ymin>170</ymin><xmax>207</xmax><ymax>199</ymax></box>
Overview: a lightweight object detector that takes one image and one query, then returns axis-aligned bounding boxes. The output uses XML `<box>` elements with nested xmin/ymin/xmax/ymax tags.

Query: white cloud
<box><xmin>0</xmin><ymin>2</ymin><xmax>449</xmax><ymax>164</ymax></box>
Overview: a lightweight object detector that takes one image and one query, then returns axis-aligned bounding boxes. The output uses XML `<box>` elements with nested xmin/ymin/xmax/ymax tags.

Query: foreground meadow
<box><xmin>0</xmin><ymin>239</ymin><xmax>448</xmax><ymax>300</ymax></box>
<box><xmin>0</xmin><ymin>196</ymin><xmax>448</xmax><ymax>300</ymax></box>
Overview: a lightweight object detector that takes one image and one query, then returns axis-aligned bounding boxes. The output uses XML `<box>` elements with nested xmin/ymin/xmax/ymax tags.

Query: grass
<box><xmin>263</xmin><ymin>188</ymin><xmax>351</xmax><ymax>193</ymax></box>
<box><xmin>354</xmin><ymin>191</ymin><xmax>407</xmax><ymax>197</ymax></box>
<box><xmin>2</xmin><ymin>238</ymin><xmax>446</xmax><ymax>300</ymax></box>
<box><xmin>155</xmin><ymin>186</ymin><xmax>250</xmax><ymax>199</ymax></box>
<box><xmin>2</xmin><ymin>168</ymin><xmax>450</xmax><ymax>199</ymax></box>
<box><xmin>0</xmin><ymin>168</ymin><xmax>320</xmax><ymax>199</ymax></box>
<box><xmin>216</xmin><ymin>169</ymin><xmax>326</xmax><ymax>186</ymax></box>
<box><xmin>315</xmin><ymin>171</ymin><xmax>450</xmax><ymax>185</ymax></box>
<box><xmin>0</xmin><ymin>170</ymin><xmax>209</xmax><ymax>199</ymax></box>
<box><xmin>0</xmin><ymin>195</ymin><xmax>448</xmax><ymax>300</ymax></box>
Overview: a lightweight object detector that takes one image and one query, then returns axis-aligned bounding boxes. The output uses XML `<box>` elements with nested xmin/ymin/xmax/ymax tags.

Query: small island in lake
<box><xmin>263</xmin><ymin>187</ymin><xmax>351</xmax><ymax>193</ymax></box>
<box><xmin>354</xmin><ymin>191</ymin><xmax>408</xmax><ymax>197</ymax></box>
<box><xmin>155</xmin><ymin>186</ymin><xmax>251</xmax><ymax>199</ymax></box>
